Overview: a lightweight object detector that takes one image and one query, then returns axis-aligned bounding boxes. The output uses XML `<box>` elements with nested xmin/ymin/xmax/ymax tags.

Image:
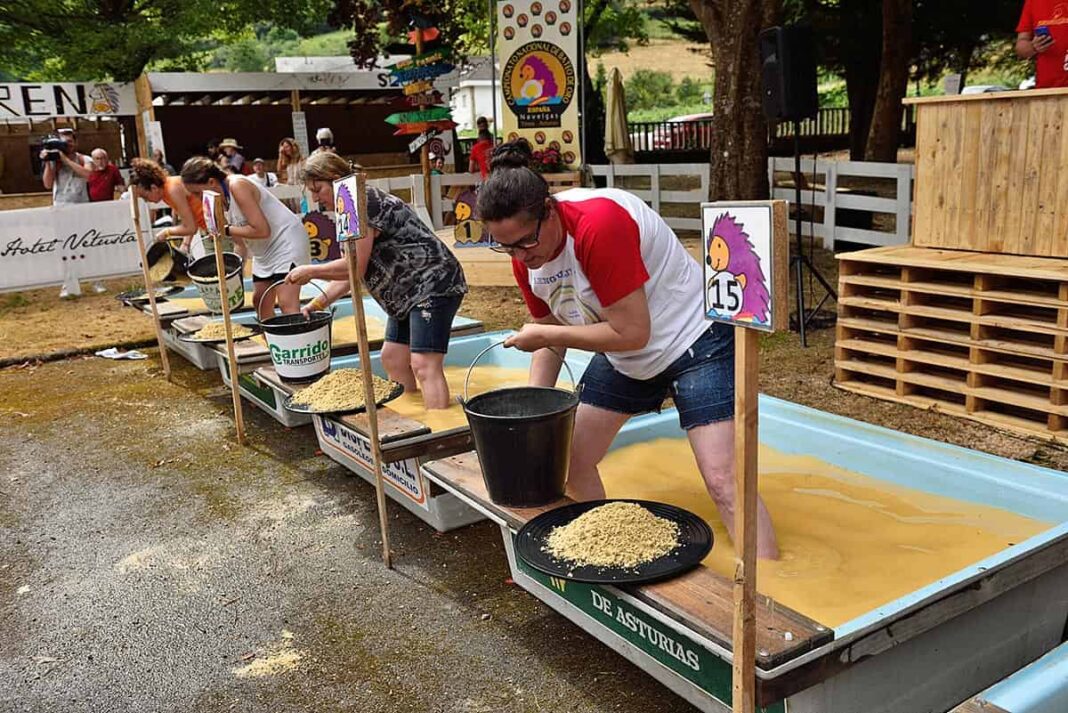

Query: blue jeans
<box><xmin>384</xmin><ymin>294</ymin><xmax>463</xmax><ymax>354</ymax></box>
<box><xmin>577</xmin><ymin>323</ymin><xmax>735</xmax><ymax>430</ymax></box>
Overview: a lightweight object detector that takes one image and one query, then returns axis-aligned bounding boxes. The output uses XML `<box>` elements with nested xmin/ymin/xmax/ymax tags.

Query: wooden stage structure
<box><xmin>836</xmin><ymin>87</ymin><xmax>1068</xmax><ymax>443</ymax></box>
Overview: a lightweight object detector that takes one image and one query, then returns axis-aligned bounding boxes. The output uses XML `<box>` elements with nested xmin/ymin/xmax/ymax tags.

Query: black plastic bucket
<box><xmin>145</xmin><ymin>240</ymin><xmax>190</xmax><ymax>282</ymax></box>
<box><xmin>256</xmin><ymin>280</ymin><xmax>334</xmax><ymax>383</ymax></box>
<box><xmin>461</xmin><ymin>342</ymin><xmax>579</xmax><ymax>507</ymax></box>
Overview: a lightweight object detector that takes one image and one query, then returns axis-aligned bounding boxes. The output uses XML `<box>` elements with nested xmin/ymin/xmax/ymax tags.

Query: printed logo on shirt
<box><xmin>532</xmin><ymin>267</ymin><xmax>575</xmax><ymax>285</ymax></box>
<box><xmin>547</xmin><ymin>283</ymin><xmax>600</xmax><ymax>324</ymax></box>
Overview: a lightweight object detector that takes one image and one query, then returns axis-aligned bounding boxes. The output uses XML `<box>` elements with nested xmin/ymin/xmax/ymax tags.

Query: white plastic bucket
<box><xmin>188</xmin><ymin>252</ymin><xmax>244</xmax><ymax>313</ymax></box>
<box><xmin>256</xmin><ymin>280</ymin><xmax>333</xmax><ymax>383</ymax></box>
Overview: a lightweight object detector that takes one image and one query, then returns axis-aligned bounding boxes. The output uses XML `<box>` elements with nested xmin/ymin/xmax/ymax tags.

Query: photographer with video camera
<box><xmin>40</xmin><ymin>127</ymin><xmax>93</xmax><ymax>204</ymax></box>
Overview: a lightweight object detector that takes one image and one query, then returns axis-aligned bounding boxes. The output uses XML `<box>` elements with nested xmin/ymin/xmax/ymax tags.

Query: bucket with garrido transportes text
<box><xmin>256</xmin><ymin>280</ymin><xmax>333</xmax><ymax>383</ymax></box>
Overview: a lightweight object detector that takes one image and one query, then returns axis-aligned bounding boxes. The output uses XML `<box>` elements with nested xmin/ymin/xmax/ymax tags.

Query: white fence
<box><xmin>590</xmin><ymin>163</ymin><xmax>710</xmax><ymax>232</ymax></box>
<box><xmin>769</xmin><ymin>157</ymin><xmax>913</xmax><ymax>249</ymax></box>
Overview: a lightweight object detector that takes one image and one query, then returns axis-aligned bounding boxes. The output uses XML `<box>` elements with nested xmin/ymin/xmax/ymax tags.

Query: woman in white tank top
<box><xmin>181</xmin><ymin>157</ymin><xmax>310</xmax><ymax>319</ymax></box>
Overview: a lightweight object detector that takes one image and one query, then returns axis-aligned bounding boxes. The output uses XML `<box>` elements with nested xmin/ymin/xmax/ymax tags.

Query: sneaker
<box><xmin>92</xmin><ymin>281</ymin><xmax>108</xmax><ymax>294</ymax></box>
<box><xmin>59</xmin><ymin>286</ymin><xmax>72</xmax><ymax>299</ymax></box>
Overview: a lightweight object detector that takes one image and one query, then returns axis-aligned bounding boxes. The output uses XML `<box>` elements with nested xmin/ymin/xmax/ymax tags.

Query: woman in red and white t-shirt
<box><xmin>478</xmin><ymin>141</ymin><xmax>779</xmax><ymax>559</ymax></box>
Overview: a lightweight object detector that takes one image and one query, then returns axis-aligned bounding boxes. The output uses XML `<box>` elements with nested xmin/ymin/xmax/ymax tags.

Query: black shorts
<box><xmin>252</xmin><ymin>263</ymin><xmax>297</xmax><ymax>284</ymax></box>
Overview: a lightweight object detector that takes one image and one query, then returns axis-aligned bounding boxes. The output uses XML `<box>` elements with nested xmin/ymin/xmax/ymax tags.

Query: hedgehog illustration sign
<box><xmin>701</xmin><ymin>201</ymin><xmax>788</xmax><ymax>333</ymax></box>
<box><xmin>332</xmin><ymin>175</ymin><xmax>362</xmax><ymax>241</ymax></box>
<box><xmin>497</xmin><ymin>0</ymin><xmax>582</xmax><ymax>167</ymax></box>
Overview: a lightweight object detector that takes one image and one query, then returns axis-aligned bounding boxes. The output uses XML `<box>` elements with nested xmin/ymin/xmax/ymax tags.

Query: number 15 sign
<box><xmin>701</xmin><ymin>201</ymin><xmax>788</xmax><ymax>333</ymax></box>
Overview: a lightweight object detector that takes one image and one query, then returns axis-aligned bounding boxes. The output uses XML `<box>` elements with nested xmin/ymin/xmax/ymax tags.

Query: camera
<box><xmin>42</xmin><ymin>136</ymin><xmax>68</xmax><ymax>161</ymax></box>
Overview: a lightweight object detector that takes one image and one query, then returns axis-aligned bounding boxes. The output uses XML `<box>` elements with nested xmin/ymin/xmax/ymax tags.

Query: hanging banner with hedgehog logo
<box><xmin>701</xmin><ymin>201</ymin><xmax>789</xmax><ymax>333</ymax></box>
<box><xmin>497</xmin><ymin>0</ymin><xmax>582</xmax><ymax>168</ymax></box>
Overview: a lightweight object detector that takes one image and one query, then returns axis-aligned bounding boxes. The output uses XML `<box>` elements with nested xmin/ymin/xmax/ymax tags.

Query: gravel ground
<box><xmin>0</xmin><ymin>356</ymin><xmax>693</xmax><ymax>713</ymax></box>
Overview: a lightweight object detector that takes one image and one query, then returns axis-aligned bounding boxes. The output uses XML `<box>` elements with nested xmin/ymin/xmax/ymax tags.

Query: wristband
<box><xmin>308</xmin><ymin>297</ymin><xmax>326</xmax><ymax>311</ymax></box>
<box><xmin>223</xmin><ymin>224</ymin><xmax>231</xmax><ymax>237</ymax></box>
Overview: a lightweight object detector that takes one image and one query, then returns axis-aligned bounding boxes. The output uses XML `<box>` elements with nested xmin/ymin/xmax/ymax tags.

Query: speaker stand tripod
<box><xmin>790</xmin><ymin>121</ymin><xmax>837</xmax><ymax>347</ymax></box>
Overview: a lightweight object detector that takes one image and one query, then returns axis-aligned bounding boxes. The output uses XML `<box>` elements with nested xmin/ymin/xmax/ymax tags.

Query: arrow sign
<box><xmin>385</xmin><ymin>107</ymin><xmax>452</xmax><ymax>126</ymax></box>
<box><xmin>408</xmin><ymin>130</ymin><xmax>437</xmax><ymax>154</ymax></box>
<box><xmin>407</xmin><ymin>91</ymin><xmax>444</xmax><ymax>107</ymax></box>
<box><xmin>391</xmin><ymin>63</ymin><xmax>454</xmax><ymax>84</ymax></box>
<box><xmin>403</xmin><ymin>80</ymin><xmax>435</xmax><ymax>96</ymax></box>
<box><xmin>392</xmin><ymin>120</ymin><xmax>457</xmax><ymax>137</ymax></box>
<box><xmin>391</xmin><ymin>48</ymin><xmax>453</xmax><ymax>71</ymax></box>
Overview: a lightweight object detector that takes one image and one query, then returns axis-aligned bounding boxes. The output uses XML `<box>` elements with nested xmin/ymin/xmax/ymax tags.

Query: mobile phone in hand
<box><xmin>1035</xmin><ymin>25</ymin><xmax>1051</xmax><ymax>38</ymax></box>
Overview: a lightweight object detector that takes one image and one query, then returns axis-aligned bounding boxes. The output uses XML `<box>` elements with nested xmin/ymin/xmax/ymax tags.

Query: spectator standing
<box><xmin>218</xmin><ymin>138</ymin><xmax>249</xmax><ymax>173</ymax></box>
<box><xmin>276</xmin><ymin>138</ymin><xmax>305</xmax><ymax>185</ymax></box>
<box><xmin>476</xmin><ymin>116</ymin><xmax>490</xmax><ymax>133</ymax></box>
<box><xmin>87</xmin><ymin>149</ymin><xmax>124</xmax><ymax>202</ymax></box>
<box><xmin>1016</xmin><ymin>0</ymin><xmax>1068</xmax><ymax>88</ymax></box>
<box><xmin>206</xmin><ymin>138</ymin><xmax>221</xmax><ymax>162</ymax></box>
<box><xmin>152</xmin><ymin>148</ymin><xmax>176</xmax><ymax>175</ymax></box>
<box><xmin>468</xmin><ymin>129</ymin><xmax>494</xmax><ymax>178</ymax></box>
<box><xmin>314</xmin><ymin>127</ymin><xmax>336</xmax><ymax>154</ymax></box>
<box><xmin>429</xmin><ymin>152</ymin><xmax>445</xmax><ymax>175</ymax></box>
<box><xmin>41</xmin><ymin>128</ymin><xmax>92</xmax><ymax>204</ymax></box>
<box><xmin>250</xmin><ymin>158</ymin><xmax>278</xmax><ymax>187</ymax></box>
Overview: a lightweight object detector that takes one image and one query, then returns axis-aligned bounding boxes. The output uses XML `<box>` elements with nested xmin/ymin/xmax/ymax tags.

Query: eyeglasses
<box><xmin>489</xmin><ymin>216</ymin><xmax>542</xmax><ymax>254</ymax></box>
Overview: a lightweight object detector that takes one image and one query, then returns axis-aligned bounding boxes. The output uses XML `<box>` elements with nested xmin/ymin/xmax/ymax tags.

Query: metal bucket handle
<box><xmin>255</xmin><ymin>279</ymin><xmax>332</xmax><ymax>322</ymax></box>
<box><xmin>462</xmin><ymin>339</ymin><xmax>577</xmax><ymax>403</ymax></box>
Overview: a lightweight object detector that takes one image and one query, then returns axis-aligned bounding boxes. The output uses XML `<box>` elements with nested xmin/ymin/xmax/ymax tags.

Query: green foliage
<box><xmin>585</xmin><ymin>0</ymin><xmax>650</xmax><ymax>54</ymax></box>
<box><xmin>625</xmin><ymin>69</ymin><xmax>675</xmax><ymax>112</ymax></box>
<box><xmin>0</xmin><ymin>0</ymin><xmax>333</xmax><ymax>81</ymax></box>
<box><xmin>593</xmin><ymin>62</ymin><xmax>609</xmax><ymax>98</ymax></box>
<box><xmin>675</xmin><ymin>76</ymin><xmax>702</xmax><ymax>104</ymax></box>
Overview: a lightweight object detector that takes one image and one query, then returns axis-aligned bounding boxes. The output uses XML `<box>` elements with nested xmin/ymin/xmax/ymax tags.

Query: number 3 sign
<box><xmin>701</xmin><ymin>201</ymin><xmax>788</xmax><ymax>333</ymax></box>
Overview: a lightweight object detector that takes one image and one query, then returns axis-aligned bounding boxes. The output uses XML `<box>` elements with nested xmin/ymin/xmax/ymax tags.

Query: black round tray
<box><xmin>283</xmin><ymin>378</ymin><xmax>404</xmax><ymax>415</ymax></box>
<box><xmin>515</xmin><ymin>499</ymin><xmax>713</xmax><ymax>585</ymax></box>
<box><xmin>176</xmin><ymin>324</ymin><xmax>263</xmax><ymax>344</ymax></box>
<box><xmin>116</xmin><ymin>285</ymin><xmax>183</xmax><ymax>304</ymax></box>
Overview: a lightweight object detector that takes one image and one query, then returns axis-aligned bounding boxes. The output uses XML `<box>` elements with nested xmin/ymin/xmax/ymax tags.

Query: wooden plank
<box><xmin>422</xmin><ymin>453</ymin><xmax>833</xmax><ymax>672</ymax></box>
<box><xmin>943</xmin><ymin>103</ymin><xmax>966</xmax><ymax>250</ymax></box>
<box><xmin>972</xmin><ymin>101</ymin><xmax>999</xmax><ymax>250</ymax></box>
<box><xmin>955</xmin><ymin>102</ymin><xmax>982</xmax><ymax>252</ymax></box>
<box><xmin>841</xmin><ymin>274</ymin><xmax>1068</xmax><ymax>310</ymax></box>
<box><xmin>835</xmin><ymin>245</ymin><xmax>1068</xmax><ymax>282</ymax></box>
<box><xmin>732</xmin><ymin>327</ymin><xmax>759</xmax><ymax>713</ymax></box>
<box><xmin>985</xmin><ymin>100</ymin><xmax>1015</xmax><ymax>253</ymax></box>
<box><xmin>1053</xmin><ymin>102</ymin><xmax>1068</xmax><ymax>258</ymax></box>
<box><xmin>903</xmin><ymin>86</ymin><xmax>1068</xmax><ymax>104</ymax></box>
<box><xmin>1034</xmin><ymin>99</ymin><xmax>1063</xmax><ymax>257</ymax></box>
<box><xmin>911</xmin><ymin>107</ymin><xmax>937</xmax><ymax>248</ymax></box>
<box><xmin>1001</xmin><ymin>99</ymin><xmax>1033</xmax><ymax>255</ymax></box>
<box><xmin>338</xmin><ymin>408</ymin><xmax>431</xmax><ymax>444</ymax></box>
<box><xmin>1015</xmin><ymin>98</ymin><xmax>1047</xmax><ymax>256</ymax></box>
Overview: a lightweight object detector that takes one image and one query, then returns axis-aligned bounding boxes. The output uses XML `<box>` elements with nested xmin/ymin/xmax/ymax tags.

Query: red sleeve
<box><xmin>567</xmin><ymin>199</ymin><xmax>649</xmax><ymax>307</ymax></box>
<box><xmin>511</xmin><ymin>258</ymin><xmax>551</xmax><ymax>319</ymax></box>
<box><xmin>110</xmin><ymin>165</ymin><xmax>123</xmax><ymax>190</ymax></box>
<box><xmin>1017</xmin><ymin>0</ymin><xmax>1033</xmax><ymax>32</ymax></box>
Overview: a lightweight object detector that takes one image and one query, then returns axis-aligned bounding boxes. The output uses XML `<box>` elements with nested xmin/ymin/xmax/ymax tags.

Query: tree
<box><xmin>0</xmin><ymin>0</ymin><xmax>330</xmax><ymax>81</ymax></box>
<box><xmin>865</xmin><ymin>0</ymin><xmax>912</xmax><ymax>162</ymax></box>
<box><xmin>689</xmin><ymin>0</ymin><xmax>781</xmax><ymax>200</ymax></box>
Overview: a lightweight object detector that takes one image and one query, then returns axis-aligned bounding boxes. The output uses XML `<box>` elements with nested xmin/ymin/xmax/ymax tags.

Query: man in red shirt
<box><xmin>87</xmin><ymin>148</ymin><xmax>124</xmax><ymax>201</ymax></box>
<box><xmin>468</xmin><ymin>129</ymin><xmax>494</xmax><ymax>178</ymax></box>
<box><xmin>1016</xmin><ymin>0</ymin><xmax>1068</xmax><ymax>88</ymax></box>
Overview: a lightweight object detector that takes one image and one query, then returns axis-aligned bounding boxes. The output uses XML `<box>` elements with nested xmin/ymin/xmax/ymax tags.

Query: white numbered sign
<box><xmin>332</xmin><ymin>174</ymin><xmax>361</xmax><ymax>241</ymax></box>
<box><xmin>701</xmin><ymin>202</ymin><xmax>782</xmax><ymax>332</ymax></box>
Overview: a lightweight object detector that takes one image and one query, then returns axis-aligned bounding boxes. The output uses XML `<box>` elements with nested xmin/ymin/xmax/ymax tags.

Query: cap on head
<box><xmin>315</xmin><ymin>128</ymin><xmax>334</xmax><ymax>143</ymax></box>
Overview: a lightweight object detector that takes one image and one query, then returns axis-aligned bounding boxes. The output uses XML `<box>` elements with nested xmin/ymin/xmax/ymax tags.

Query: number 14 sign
<box><xmin>701</xmin><ymin>201</ymin><xmax>788</xmax><ymax>333</ymax></box>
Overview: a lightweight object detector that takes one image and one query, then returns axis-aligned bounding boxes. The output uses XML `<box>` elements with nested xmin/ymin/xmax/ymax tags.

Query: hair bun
<box><xmin>490</xmin><ymin>139</ymin><xmax>533</xmax><ymax>172</ymax></box>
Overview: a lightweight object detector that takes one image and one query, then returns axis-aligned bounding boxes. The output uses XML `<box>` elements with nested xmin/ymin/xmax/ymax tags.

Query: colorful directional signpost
<box><xmin>386</xmin><ymin>16</ymin><xmax>456</xmax><ymax>204</ymax></box>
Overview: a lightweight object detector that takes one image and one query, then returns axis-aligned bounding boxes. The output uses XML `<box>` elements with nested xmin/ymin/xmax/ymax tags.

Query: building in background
<box><xmin>449</xmin><ymin>57</ymin><xmax>501</xmax><ymax>134</ymax></box>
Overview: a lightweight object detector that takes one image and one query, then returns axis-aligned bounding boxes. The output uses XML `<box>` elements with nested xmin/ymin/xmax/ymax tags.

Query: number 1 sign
<box><xmin>332</xmin><ymin>174</ymin><xmax>363</xmax><ymax>241</ymax></box>
<box><xmin>701</xmin><ymin>201</ymin><xmax>788</xmax><ymax>333</ymax></box>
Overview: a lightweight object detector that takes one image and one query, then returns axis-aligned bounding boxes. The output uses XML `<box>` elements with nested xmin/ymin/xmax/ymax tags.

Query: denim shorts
<box><xmin>385</xmin><ymin>294</ymin><xmax>463</xmax><ymax>354</ymax></box>
<box><xmin>578</xmin><ymin>323</ymin><xmax>735</xmax><ymax>430</ymax></box>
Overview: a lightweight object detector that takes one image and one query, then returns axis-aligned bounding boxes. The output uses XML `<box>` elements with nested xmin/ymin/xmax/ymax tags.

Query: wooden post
<box><xmin>129</xmin><ymin>191</ymin><xmax>172</xmax><ymax>380</ymax></box>
<box><xmin>343</xmin><ymin>173</ymin><xmax>393</xmax><ymax>568</ymax></box>
<box><xmin>732</xmin><ymin>326</ymin><xmax>759</xmax><ymax>713</ymax></box>
<box><xmin>133</xmin><ymin>74</ymin><xmax>154</xmax><ymax>158</ymax></box>
<box><xmin>206</xmin><ymin>192</ymin><xmax>247</xmax><ymax>445</ymax></box>
<box><xmin>415</xmin><ymin>29</ymin><xmax>434</xmax><ymax>216</ymax></box>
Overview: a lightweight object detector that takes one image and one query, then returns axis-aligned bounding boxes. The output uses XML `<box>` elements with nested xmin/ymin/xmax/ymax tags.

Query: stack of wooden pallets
<box><xmin>834</xmin><ymin>87</ymin><xmax>1068</xmax><ymax>443</ymax></box>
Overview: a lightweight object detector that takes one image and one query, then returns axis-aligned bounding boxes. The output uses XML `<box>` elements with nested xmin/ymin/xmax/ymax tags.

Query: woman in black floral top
<box><xmin>286</xmin><ymin>152</ymin><xmax>467</xmax><ymax>409</ymax></box>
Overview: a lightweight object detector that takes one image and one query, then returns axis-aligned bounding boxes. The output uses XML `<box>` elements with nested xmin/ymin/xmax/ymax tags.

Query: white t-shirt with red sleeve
<box><xmin>512</xmin><ymin>187</ymin><xmax>709</xmax><ymax>381</ymax></box>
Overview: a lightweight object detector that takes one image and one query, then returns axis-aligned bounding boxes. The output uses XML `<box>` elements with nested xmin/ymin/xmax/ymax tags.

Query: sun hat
<box><xmin>219</xmin><ymin>138</ymin><xmax>242</xmax><ymax>149</ymax></box>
